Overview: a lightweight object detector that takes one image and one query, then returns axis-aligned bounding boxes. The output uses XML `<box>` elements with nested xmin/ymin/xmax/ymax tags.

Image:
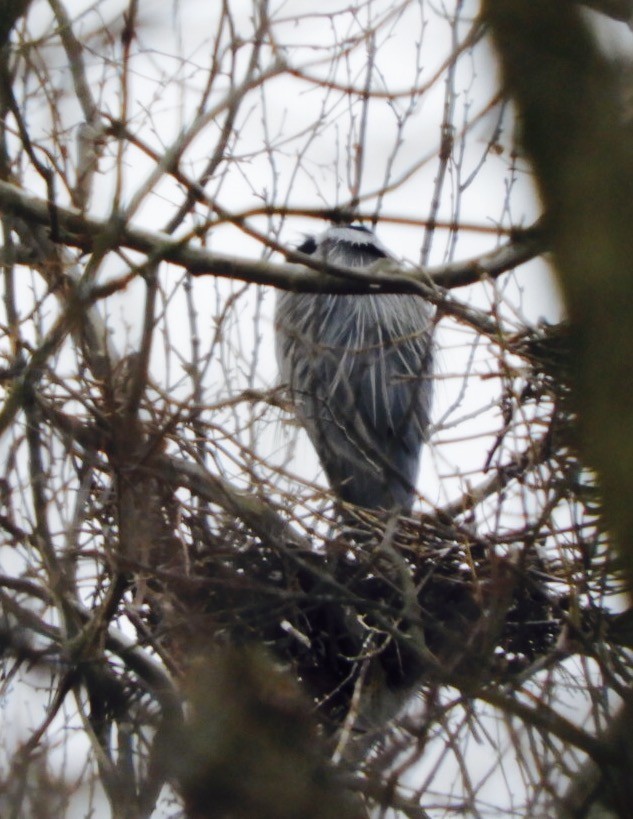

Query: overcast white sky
<box><xmin>3</xmin><ymin>1</ymin><xmax>633</xmax><ymax>816</ymax></box>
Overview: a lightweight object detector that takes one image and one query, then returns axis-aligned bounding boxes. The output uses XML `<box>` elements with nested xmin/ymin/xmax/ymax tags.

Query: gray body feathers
<box><xmin>275</xmin><ymin>225</ymin><xmax>434</xmax><ymax>511</ymax></box>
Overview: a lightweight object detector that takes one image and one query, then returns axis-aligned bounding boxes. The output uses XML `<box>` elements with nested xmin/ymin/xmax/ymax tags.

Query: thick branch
<box><xmin>0</xmin><ymin>179</ymin><xmax>544</xmax><ymax>295</ymax></box>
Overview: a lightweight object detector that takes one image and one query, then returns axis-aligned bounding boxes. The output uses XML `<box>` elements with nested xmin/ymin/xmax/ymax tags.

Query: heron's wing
<box><xmin>326</xmin><ymin>295</ymin><xmax>433</xmax><ymax>443</ymax></box>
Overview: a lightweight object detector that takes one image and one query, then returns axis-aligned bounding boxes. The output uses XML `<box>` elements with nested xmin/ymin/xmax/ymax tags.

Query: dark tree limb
<box><xmin>482</xmin><ymin>2</ymin><xmax>633</xmax><ymax>815</ymax></box>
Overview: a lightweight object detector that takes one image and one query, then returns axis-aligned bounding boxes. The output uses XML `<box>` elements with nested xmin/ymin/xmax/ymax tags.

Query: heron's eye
<box><xmin>297</xmin><ymin>236</ymin><xmax>318</xmax><ymax>255</ymax></box>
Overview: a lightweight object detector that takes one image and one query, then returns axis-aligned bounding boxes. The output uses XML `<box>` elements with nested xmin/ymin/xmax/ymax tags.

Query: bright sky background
<box><xmin>3</xmin><ymin>1</ymin><xmax>633</xmax><ymax>816</ymax></box>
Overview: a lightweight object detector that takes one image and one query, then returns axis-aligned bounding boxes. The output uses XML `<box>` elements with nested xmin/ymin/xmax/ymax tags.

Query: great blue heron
<box><xmin>275</xmin><ymin>225</ymin><xmax>434</xmax><ymax>512</ymax></box>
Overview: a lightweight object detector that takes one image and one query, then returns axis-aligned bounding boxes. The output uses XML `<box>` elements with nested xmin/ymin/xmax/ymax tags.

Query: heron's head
<box><xmin>297</xmin><ymin>224</ymin><xmax>393</xmax><ymax>268</ymax></box>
